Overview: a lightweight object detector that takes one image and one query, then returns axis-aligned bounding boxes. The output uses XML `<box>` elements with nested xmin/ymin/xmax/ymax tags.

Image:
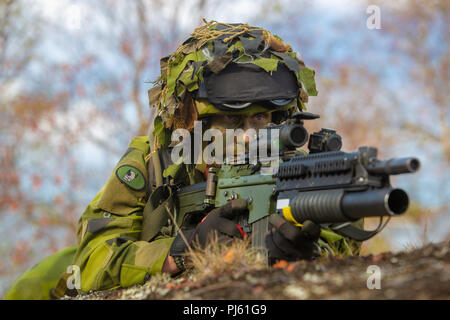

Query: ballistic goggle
<box><xmin>195</xmin><ymin>62</ymin><xmax>299</xmax><ymax>111</ymax></box>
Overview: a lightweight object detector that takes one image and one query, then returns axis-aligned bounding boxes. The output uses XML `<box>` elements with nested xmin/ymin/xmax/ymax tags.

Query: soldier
<box><xmin>5</xmin><ymin>21</ymin><xmax>360</xmax><ymax>300</ymax></box>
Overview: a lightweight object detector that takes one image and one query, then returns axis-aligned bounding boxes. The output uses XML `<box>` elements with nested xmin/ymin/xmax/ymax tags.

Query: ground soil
<box><xmin>68</xmin><ymin>241</ymin><xmax>449</xmax><ymax>300</ymax></box>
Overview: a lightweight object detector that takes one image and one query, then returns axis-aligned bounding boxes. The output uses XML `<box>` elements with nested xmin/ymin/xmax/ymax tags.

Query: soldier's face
<box><xmin>209</xmin><ymin>112</ymin><xmax>272</xmax><ymax>139</ymax></box>
<box><xmin>208</xmin><ymin>109</ymin><xmax>272</xmax><ymax>158</ymax></box>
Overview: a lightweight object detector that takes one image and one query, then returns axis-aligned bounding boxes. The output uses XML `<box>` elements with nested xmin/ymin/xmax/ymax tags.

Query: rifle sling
<box><xmin>332</xmin><ymin>224</ymin><xmax>378</xmax><ymax>242</ymax></box>
<box><xmin>140</xmin><ymin>185</ymin><xmax>175</xmax><ymax>242</ymax></box>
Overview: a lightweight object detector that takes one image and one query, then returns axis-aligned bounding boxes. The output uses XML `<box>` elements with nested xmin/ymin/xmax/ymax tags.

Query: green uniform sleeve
<box><xmin>5</xmin><ymin>246</ymin><xmax>78</xmax><ymax>300</ymax></box>
<box><xmin>72</xmin><ymin>136</ymin><xmax>174</xmax><ymax>293</ymax></box>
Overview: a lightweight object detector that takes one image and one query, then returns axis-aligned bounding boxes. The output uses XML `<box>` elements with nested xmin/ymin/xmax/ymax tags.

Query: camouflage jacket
<box><xmin>67</xmin><ymin>136</ymin><xmax>206</xmax><ymax>293</ymax></box>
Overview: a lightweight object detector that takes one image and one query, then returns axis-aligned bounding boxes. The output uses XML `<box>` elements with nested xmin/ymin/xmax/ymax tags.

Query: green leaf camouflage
<box><xmin>147</xmin><ymin>20</ymin><xmax>318</xmax><ymax>134</ymax></box>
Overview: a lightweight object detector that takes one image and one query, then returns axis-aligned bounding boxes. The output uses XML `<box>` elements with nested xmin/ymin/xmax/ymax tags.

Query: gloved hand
<box><xmin>265</xmin><ymin>214</ymin><xmax>321</xmax><ymax>262</ymax></box>
<box><xmin>170</xmin><ymin>199</ymin><xmax>248</xmax><ymax>256</ymax></box>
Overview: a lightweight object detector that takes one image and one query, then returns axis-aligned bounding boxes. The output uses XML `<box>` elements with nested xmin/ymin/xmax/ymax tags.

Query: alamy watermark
<box><xmin>366</xmin><ymin>5</ymin><xmax>382</xmax><ymax>30</ymax></box>
<box><xmin>66</xmin><ymin>265</ymin><xmax>81</xmax><ymax>290</ymax></box>
<box><xmin>366</xmin><ymin>265</ymin><xmax>381</xmax><ymax>289</ymax></box>
<box><xmin>170</xmin><ymin>121</ymin><xmax>281</xmax><ymax>175</ymax></box>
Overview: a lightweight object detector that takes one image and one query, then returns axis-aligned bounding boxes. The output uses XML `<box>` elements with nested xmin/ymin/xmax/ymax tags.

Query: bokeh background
<box><xmin>0</xmin><ymin>0</ymin><xmax>448</xmax><ymax>297</ymax></box>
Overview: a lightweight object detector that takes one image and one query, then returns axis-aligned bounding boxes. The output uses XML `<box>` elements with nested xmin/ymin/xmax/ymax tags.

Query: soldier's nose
<box><xmin>243</xmin><ymin>122</ymin><xmax>259</xmax><ymax>143</ymax></box>
<box><xmin>243</xmin><ymin>120</ymin><xmax>251</xmax><ymax>142</ymax></box>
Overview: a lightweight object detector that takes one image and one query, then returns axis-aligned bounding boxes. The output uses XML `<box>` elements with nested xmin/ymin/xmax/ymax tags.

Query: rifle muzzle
<box><xmin>367</xmin><ymin>157</ymin><xmax>421</xmax><ymax>175</ymax></box>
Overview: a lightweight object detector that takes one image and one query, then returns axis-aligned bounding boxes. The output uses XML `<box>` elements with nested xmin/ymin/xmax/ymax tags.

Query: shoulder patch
<box><xmin>116</xmin><ymin>165</ymin><xmax>146</xmax><ymax>191</ymax></box>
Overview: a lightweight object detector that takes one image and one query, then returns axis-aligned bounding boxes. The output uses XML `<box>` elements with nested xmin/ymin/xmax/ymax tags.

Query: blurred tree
<box><xmin>72</xmin><ymin>0</ymin><xmax>213</xmax><ymax>145</ymax></box>
<box><xmin>372</xmin><ymin>0</ymin><xmax>449</xmax><ymax>244</ymax></box>
<box><xmin>0</xmin><ymin>0</ymin><xmax>37</xmax><ymax>88</ymax></box>
<box><xmin>382</xmin><ymin>0</ymin><xmax>449</xmax><ymax>164</ymax></box>
<box><xmin>0</xmin><ymin>0</ymin><xmax>44</xmax><ymax>222</ymax></box>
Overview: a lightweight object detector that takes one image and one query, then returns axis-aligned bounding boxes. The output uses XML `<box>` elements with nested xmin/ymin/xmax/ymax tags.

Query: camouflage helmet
<box><xmin>148</xmin><ymin>20</ymin><xmax>318</xmax><ymax>147</ymax></box>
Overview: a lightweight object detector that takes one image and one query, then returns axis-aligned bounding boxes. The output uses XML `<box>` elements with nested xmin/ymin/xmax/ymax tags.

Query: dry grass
<box><xmin>184</xmin><ymin>232</ymin><xmax>268</xmax><ymax>280</ymax></box>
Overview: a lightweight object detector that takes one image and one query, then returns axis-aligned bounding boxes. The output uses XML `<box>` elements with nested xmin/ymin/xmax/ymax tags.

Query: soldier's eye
<box><xmin>251</xmin><ymin>113</ymin><xmax>269</xmax><ymax>123</ymax></box>
<box><xmin>223</xmin><ymin>115</ymin><xmax>239</xmax><ymax>123</ymax></box>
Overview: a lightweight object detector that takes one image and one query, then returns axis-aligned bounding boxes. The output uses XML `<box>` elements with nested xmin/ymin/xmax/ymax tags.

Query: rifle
<box><xmin>173</xmin><ymin>112</ymin><xmax>421</xmax><ymax>258</ymax></box>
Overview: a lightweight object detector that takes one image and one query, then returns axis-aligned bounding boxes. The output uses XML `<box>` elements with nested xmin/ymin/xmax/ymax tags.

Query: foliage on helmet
<box><xmin>148</xmin><ymin>20</ymin><xmax>318</xmax><ymax>147</ymax></box>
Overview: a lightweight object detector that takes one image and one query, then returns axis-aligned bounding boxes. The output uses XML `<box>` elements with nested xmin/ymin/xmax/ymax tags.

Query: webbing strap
<box><xmin>50</xmin><ymin>272</ymin><xmax>78</xmax><ymax>300</ymax></box>
<box><xmin>140</xmin><ymin>185</ymin><xmax>174</xmax><ymax>242</ymax></box>
<box><xmin>332</xmin><ymin>224</ymin><xmax>379</xmax><ymax>242</ymax></box>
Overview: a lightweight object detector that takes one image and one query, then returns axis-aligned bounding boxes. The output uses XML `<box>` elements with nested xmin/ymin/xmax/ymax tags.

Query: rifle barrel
<box><xmin>367</xmin><ymin>157</ymin><xmax>420</xmax><ymax>175</ymax></box>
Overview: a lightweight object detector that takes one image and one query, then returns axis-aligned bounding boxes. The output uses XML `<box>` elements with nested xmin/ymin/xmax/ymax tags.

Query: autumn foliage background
<box><xmin>0</xmin><ymin>0</ymin><xmax>448</xmax><ymax>297</ymax></box>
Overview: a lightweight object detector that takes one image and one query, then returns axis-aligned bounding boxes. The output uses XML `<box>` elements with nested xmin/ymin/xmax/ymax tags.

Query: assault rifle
<box><xmin>173</xmin><ymin>112</ymin><xmax>420</xmax><ymax>256</ymax></box>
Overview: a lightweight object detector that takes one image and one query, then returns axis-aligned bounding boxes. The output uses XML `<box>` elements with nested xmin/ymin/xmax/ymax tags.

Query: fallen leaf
<box><xmin>165</xmin><ymin>283</ymin><xmax>176</xmax><ymax>289</ymax></box>
<box><xmin>223</xmin><ymin>249</ymin><xmax>235</xmax><ymax>264</ymax></box>
<box><xmin>252</xmin><ymin>285</ymin><xmax>264</xmax><ymax>295</ymax></box>
<box><xmin>372</xmin><ymin>253</ymin><xmax>387</xmax><ymax>262</ymax></box>
<box><xmin>286</xmin><ymin>263</ymin><xmax>296</xmax><ymax>273</ymax></box>
<box><xmin>273</xmin><ymin>260</ymin><xmax>288</xmax><ymax>269</ymax></box>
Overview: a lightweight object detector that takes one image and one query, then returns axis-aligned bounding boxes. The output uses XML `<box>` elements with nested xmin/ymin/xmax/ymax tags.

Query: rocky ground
<box><xmin>68</xmin><ymin>241</ymin><xmax>449</xmax><ymax>300</ymax></box>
